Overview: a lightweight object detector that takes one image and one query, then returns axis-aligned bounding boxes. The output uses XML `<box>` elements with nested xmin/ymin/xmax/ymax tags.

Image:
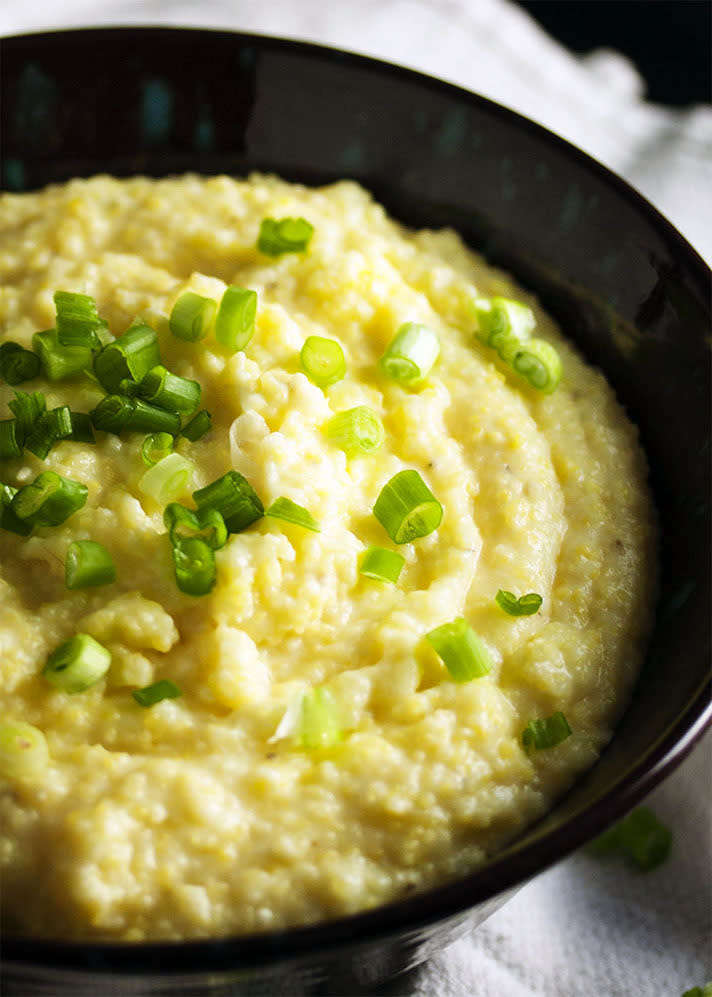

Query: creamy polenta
<box><xmin>0</xmin><ymin>174</ymin><xmax>656</xmax><ymax>940</ymax></box>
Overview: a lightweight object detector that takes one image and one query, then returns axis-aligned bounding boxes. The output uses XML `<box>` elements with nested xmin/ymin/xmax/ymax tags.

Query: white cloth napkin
<box><xmin>2</xmin><ymin>2</ymin><xmax>711</xmax><ymax>995</ymax></box>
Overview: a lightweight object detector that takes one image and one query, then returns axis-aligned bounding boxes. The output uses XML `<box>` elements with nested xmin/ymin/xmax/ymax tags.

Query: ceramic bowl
<box><xmin>1</xmin><ymin>26</ymin><xmax>710</xmax><ymax>996</ymax></box>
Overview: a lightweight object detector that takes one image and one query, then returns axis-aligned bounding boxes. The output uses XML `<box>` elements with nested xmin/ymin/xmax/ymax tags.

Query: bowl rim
<box><xmin>2</xmin><ymin>24</ymin><xmax>711</xmax><ymax>976</ymax></box>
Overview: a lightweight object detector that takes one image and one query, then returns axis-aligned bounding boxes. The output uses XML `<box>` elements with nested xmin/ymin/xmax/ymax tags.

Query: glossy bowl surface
<box><xmin>1</xmin><ymin>26</ymin><xmax>710</xmax><ymax>996</ymax></box>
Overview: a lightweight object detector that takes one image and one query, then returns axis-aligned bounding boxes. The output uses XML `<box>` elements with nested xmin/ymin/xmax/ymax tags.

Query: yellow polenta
<box><xmin>0</xmin><ymin>174</ymin><xmax>656</xmax><ymax>940</ymax></box>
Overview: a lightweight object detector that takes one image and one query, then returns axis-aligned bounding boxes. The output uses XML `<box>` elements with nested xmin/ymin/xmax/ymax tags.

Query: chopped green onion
<box><xmin>24</xmin><ymin>406</ymin><xmax>74</xmax><ymax>459</ymax></box>
<box><xmin>299</xmin><ymin>687</ymin><xmax>342</xmax><ymax>749</ymax></box>
<box><xmin>163</xmin><ymin>502</ymin><xmax>228</xmax><ymax>550</ymax></box>
<box><xmin>68</xmin><ymin>411</ymin><xmax>96</xmax><ymax>444</ymax></box>
<box><xmin>681</xmin><ymin>985</ymin><xmax>712</xmax><ymax>997</ymax></box>
<box><xmin>141</xmin><ymin>432</ymin><xmax>174</xmax><ymax>467</ymax></box>
<box><xmin>138</xmin><ymin>365</ymin><xmax>201</xmax><ymax>414</ymax></box>
<box><xmin>495</xmin><ymin>590</ymin><xmax>543</xmax><ymax>616</ymax></box>
<box><xmin>43</xmin><ymin>633</ymin><xmax>111</xmax><ymax>693</ymax></box>
<box><xmin>326</xmin><ymin>406</ymin><xmax>384</xmax><ymax>457</ymax></box>
<box><xmin>588</xmin><ymin>806</ymin><xmax>672</xmax><ymax>871</ymax></box>
<box><xmin>139</xmin><ymin>452</ymin><xmax>194</xmax><ymax>505</ymax></box>
<box><xmin>169</xmin><ymin>291</ymin><xmax>217</xmax><ymax>342</ymax></box>
<box><xmin>0</xmin><ymin>342</ymin><xmax>41</xmax><ymax>385</ymax></box>
<box><xmin>257</xmin><ymin>216</ymin><xmax>314</xmax><ymax>256</ymax></box>
<box><xmin>373</xmin><ymin>469</ymin><xmax>443</xmax><ymax>544</ymax></box>
<box><xmin>132</xmin><ymin>679</ymin><xmax>182</xmax><ymax>707</ymax></box>
<box><xmin>11</xmin><ymin>471</ymin><xmax>88</xmax><ymax>527</ymax></box>
<box><xmin>181</xmin><ymin>409</ymin><xmax>212</xmax><ymax>442</ymax></box>
<box><xmin>266</xmin><ymin>496</ymin><xmax>321</xmax><ymax>532</ymax></box>
<box><xmin>359</xmin><ymin>546</ymin><xmax>405</xmax><ymax>583</ymax></box>
<box><xmin>33</xmin><ymin>329</ymin><xmax>93</xmax><ymax>381</ymax></box>
<box><xmin>54</xmin><ymin>290</ymin><xmax>106</xmax><ymax>348</ymax></box>
<box><xmin>474</xmin><ymin>297</ymin><xmax>536</xmax><ymax>347</ymax></box>
<box><xmin>172</xmin><ymin>536</ymin><xmax>216</xmax><ymax>595</ymax></box>
<box><xmin>0</xmin><ymin>419</ymin><xmax>22</xmax><ymax>459</ymax></box>
<box><xmin>117</xmin><ymin>377</ymin><xmax>141</xmax><ymax>397</ymax></box>
<box><xmin>65</xmin><ymin>540</ymin><xmax>116</xmax><ymax>589</ymax></box>
<box><xmin>379</xmin><ymin>322</ymin><xmax>440</xmax><ymax>383</ymax></box>
<box><xmin>91</xmin><ymin>395</ymin><xmax>181</xmax><ymax>436</ymax></box>
<box><xmin>8</xmin><ymin>390</ymin><xmax>46</xmax><ymax>440</ymax></box>
<box><xmin>300</xmin><ymin>336</ymin><xmax>346</xmax><ymax>388</ymax></box>
<box><xmin>215</xmin><ymin>286</ymin><xmax>258</xmax><ymax>351</ymax></box>
<box><xmin>425</xmin><ymin>618</ymin><xmax>493</xmax><ymax>682</ymax></box>
<box><xmin>193</xmin><ymin>470</ymin><xmax>264</xmax><ymax>534</ymax></box>
<box><xmin>511</xmin><ymin>339</ymin><xmax>562</xmax><ymax>393</ymax></box>
<box><xmin>0</xmin><ymin>722</ymin><xmax>49</xmax><ymax>780</ymax></box>
<box><xmin>522</xmin><ymin>712</ymin><xmax>572</xmax><ymax>754</ymax></box>
<box><xmin>93</xmin><ymin>322</ymin><xmax>161</xmax><ymax>392</ymax></box>
<box><xmin>0</xmin><ymin>483</ymin><xmax>32</xmax><ymax>536</ymax></box>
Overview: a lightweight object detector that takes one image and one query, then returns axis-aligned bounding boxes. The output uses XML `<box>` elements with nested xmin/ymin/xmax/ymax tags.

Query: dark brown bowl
<box><xmin>1</xmin><ymin>26</ymin><xmax>710</xmax><ymax>996</ymax></box>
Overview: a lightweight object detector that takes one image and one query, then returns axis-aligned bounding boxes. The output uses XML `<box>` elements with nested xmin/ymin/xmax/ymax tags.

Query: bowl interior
<box><xmin>1</xmin><ymin>25</ymin><xmax>710</xmax><ymax>984</ymax></box>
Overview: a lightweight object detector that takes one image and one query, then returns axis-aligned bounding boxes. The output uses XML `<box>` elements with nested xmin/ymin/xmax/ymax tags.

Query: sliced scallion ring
<box><xmin>193</xmin><ymin>470</ymin><xmax>264</xmax><ymax>534</ymax></box>
<box><xmin>11</xmin><ymin>471</ymin><xmax>88</xmax><ymax>528</ymax></box>
<box><xmin>326</xmin><ymin>406</ymin><xmax>384</xmax><ymax>457</ymax></box>
<box><xmin>299</xmin><ymin>687</ymin><xmax>342</xmax><ymax>749</ymax></box>
<box><xmin>425</xmin><ymin>618</ymin><xmax>493</xmax><ymax>682</ymax></box>
<box><xmin>257</xmin><ymin>216</ymin><xmax>314</xmax><ymax>256</ymax></box>
<box><xmin>33</xmin><ymin>329</ymin><xmax>94</xmax><ymax>381</ymax></box>
<box><xmin>43</xmin><ymin>633</ymin><xmax>111</xmax><ymax>693</ymax></box>
<box><xmin>169</xmin><ymin>291</ymin><xmax>217</xmax><ymax>342</ymax></box>
<box><xmin>53</xmin><ymin>290</ymin><xmax>106</xmax><ymax>348</ymax></box>
<box><xmin>0</xmin><ymin>722</ymin><xmax>50</xmax><ymax>780</ymax></box>
<box><xmin>495</xmin><ymin>590</ymin><xmax>543</xmax><ymax>616</ymax></box>
<box><xmin>521</xmin><ymin>712</ymin><xmax>572</xmax><ymax>754</ymax></box>
<box><xmin>138</xmin><ymin>452</ymin><xmax>194</xmax><ymax>505</ymax></box>
<box><xmin>265</xmin><ymin>496</ymin><xmax>321</xmax><ymax>533</ymax></box>
<box><xmin>65</xmin><ymin>540</ymin><xmax>116</xmax><ymax>590</ymax></box>
<box><xmin>181</xmin><ymin>409</ymin><xmax>212</xmax><ymax>442</ymax></box>
<box><xmin>141</xmin><ymin>432</ymin><xmax>174</xmax><ymax>468</ymax></box>
<box><xmin>163</xmin><ymin>502</ymin><xmax>228</xmax><ymax>550</ymax></box>
<box><xmin>512</xmin><ymin>339</ymin><xmax>562</xmax><ymax>393</ymax></box>
<box><xmin>93</xmin><ymin>322</ymin><xmax>160</xmax><ymax>392</ymax></box>
<box><xmin>0</xmin><ymin>342</ymin><xmax>41</xmax><ymax>385</ymax></box>
<box><xmin>132</xmin><ymin>679</ymin><xmax>182</xmax><ymax>708</ymax></box>
<box><xmin>379</xmin><ymin>322</ymin><xmax>440</xmax><ymax>383</ymax></box>
<box><xmin>300</xmin><ymin>336</ymin><xmax>346</xmax><ymax>388</ymax></box>
<box><xmin>215</xmin><ymin>286</ymin><xmax>258</xmax><ymax>352</ymax></box>
<box><xmin>172</xmin><ymin>536</ymin><xmax>216</xmax><ymax>596</ymax></box>
<box><xmin>359</xmin><ymin>546</ymin><xmax>405</xmax><ymax>583</ymax></box>
<box><xmin>373</xmin><ymin>469</ymin><xmax>443</xmax><ymax>544</ymax></box>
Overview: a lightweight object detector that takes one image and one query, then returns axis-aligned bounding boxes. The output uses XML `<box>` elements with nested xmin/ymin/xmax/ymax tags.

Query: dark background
<box><xmin>519</xmin><ymin>0</ymin><xmax>711</xmax><ymax>107</ymax></box>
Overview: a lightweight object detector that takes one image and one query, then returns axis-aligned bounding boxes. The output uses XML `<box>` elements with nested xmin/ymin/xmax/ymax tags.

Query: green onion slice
<box><xmin>24</xmin><ymin>406</ymin><xmax>74</xmax><ymax>460</ymax></box>
<box><xmin>141</xmin><ymin>432</ymin><xmax>174</xmax><ymax>467</ymax></box>
<box><xmin>91</xmin><ymin>395</ymin><xmax>181</xmax><ymax>436</ymax></box>
<box><xmin>215</xmin><ymin>286</ymin><xmax>258</xmax><ymax>352</ymax></box>
<box><xmin>0</xmin><ymin>722</ymin><xmax>50</xmax><ymax>780</ymax></box>
<box><xmin>132</xmin><ymin>679</ymin><xmax>182</xmax><ymax>708</ymax></box>
<box><xmin>495</xmin><ymin>590</ymin><xmax>543</xmax><ymax>616</ymax></box>
<box><xmin>193</xmin><ymin>470</ymin><xmax>264</xmax><ymax>534</ymax></box>
<box><xmin>65</xmin><ymin>540</ymin><xmax>116</xmax><ymax>590</ymax></box>
<box><xmin>0</xmin><ymin>419</ymin><xmax>22</xmax><ymax>459</ymax></box>
<box><xmin>163</xmin><ymin>502</ymin><xmax>228</xmax><ymax>550</ymax></box>
<box><xmin>169</xmin><ymin>292</ymin><xmax>217</xmax><ymax>342</ymax></box>
<box><xmin>588</xmin><ymin>806</ymin><xmax>672</xmax><ymax>871</ymax></box>
<box><xmin>139</xmin><ymin>452</ymin><xmax>194</xmax><ymax>505</ymax></box>
<box><xmin>326</xmin><ymin>406</ymin><xmax>384</xmax><ymax>457</ymax></box>
<box><xmin>172</xmin><ymin>536</ymin><xmax>216</xmax><ymax>595</ymax></box>
<box><xmin>474</xmin><ymin>297</ymin><xmax>536</xmax><ymax>347</ymax></box>
<box><xmin>33</xmin><ymin>329</ymin><xmax>94</xmax><ymax>381</ymax></box>
<box><xmin>43</xmin><ymin>633</ymin><xmax>111</xmax><ymax>693</ymax></box>
<box><xmin>299</xmin><ymin>687</ymin><xmax>342</xmax><ymax>749</ymax></box>
<box><xmin>300</xmin><ymin>336</ymin><xmax>346</xmax><ymax>388</ymax></box>
<box><xmin>425</xmin><ymin>618</ymin><xmax>493</xmax><ymax>682</ymax></box>
<box><xmin>138</xmin><ymin>365</ymin><xmax>201</xmax><ymax>414</ymax></box>
<box><xmin>8</xmin><ymin>390</ymin><xmax>46</xmax><ymax>440</ymax></box>
<box><xmin>512</xmin><ymin>339</ymin><xmax>562</xmax><ymax>393</ymax></box>
<box><xmin>0</xmin><ymin>342</ymin><xmax>41</xmax><ymax>385</ymax></box>
<box><xmin>522</xmin><ymin>712</ymin><xmax>572</xmax><ymax>754</ymax></box>
<box><xmin>379</xmin><ymin>322</ymin><xmax>440</xmax><ymax>383</ymax></box>
<box><xmin>359</xmin><ymin>546</ymin><xmax>405</xmax><ymax>583</ymax></box>
<box><xmin>373</xmin><ymin>469</ymin><xmax>443</xmax><ymax>544</ymax></box>
<box><xmin>257</xmin><ymin>216</ymin><xmax>314</xmax><ymax>256</ymax></box>
<box><xmin>93</xmin><ymin>322</ymin><xmax>161</xmax><ymax>392</ymax></box>
<box><xmin>53</xmin><ymin>290</ymin><xmax>106</xmax><ymax>348</ymax></box>
<box><xmin>181</xmin><ymin>409</ymin><xmax>212</xmax><ymax>442</ymax></box>
<box><xmin>265</xmin><ymin>496</ymin><xmax>321</xmax><ymax>533</ymax></box>
<box><xmin>0</xmin><ymin>484</ymin><xmax>32</xmax><ymax>536</ymax></box>
<box><xmin>68</xmin><ymin>411</ymin><xmax>96</xmax><ymax>445</ymax></box>
<box><xmin>11</xmin><ymin>471</ymin><xmax>88</xmax><ymax>527</ymax></box>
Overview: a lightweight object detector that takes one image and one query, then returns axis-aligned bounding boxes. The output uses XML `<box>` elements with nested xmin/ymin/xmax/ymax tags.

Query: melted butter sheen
<box><xmin>0</xmin><ymin>174</ymin><xmax>656</xmax><ymax>940</ymax></box>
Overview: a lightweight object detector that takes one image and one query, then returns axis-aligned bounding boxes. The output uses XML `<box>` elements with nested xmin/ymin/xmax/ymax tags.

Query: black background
<box><xmin>520</xmin><ymin>0</ymin><xmax>711</xmax><ymax>106</ymax></box>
